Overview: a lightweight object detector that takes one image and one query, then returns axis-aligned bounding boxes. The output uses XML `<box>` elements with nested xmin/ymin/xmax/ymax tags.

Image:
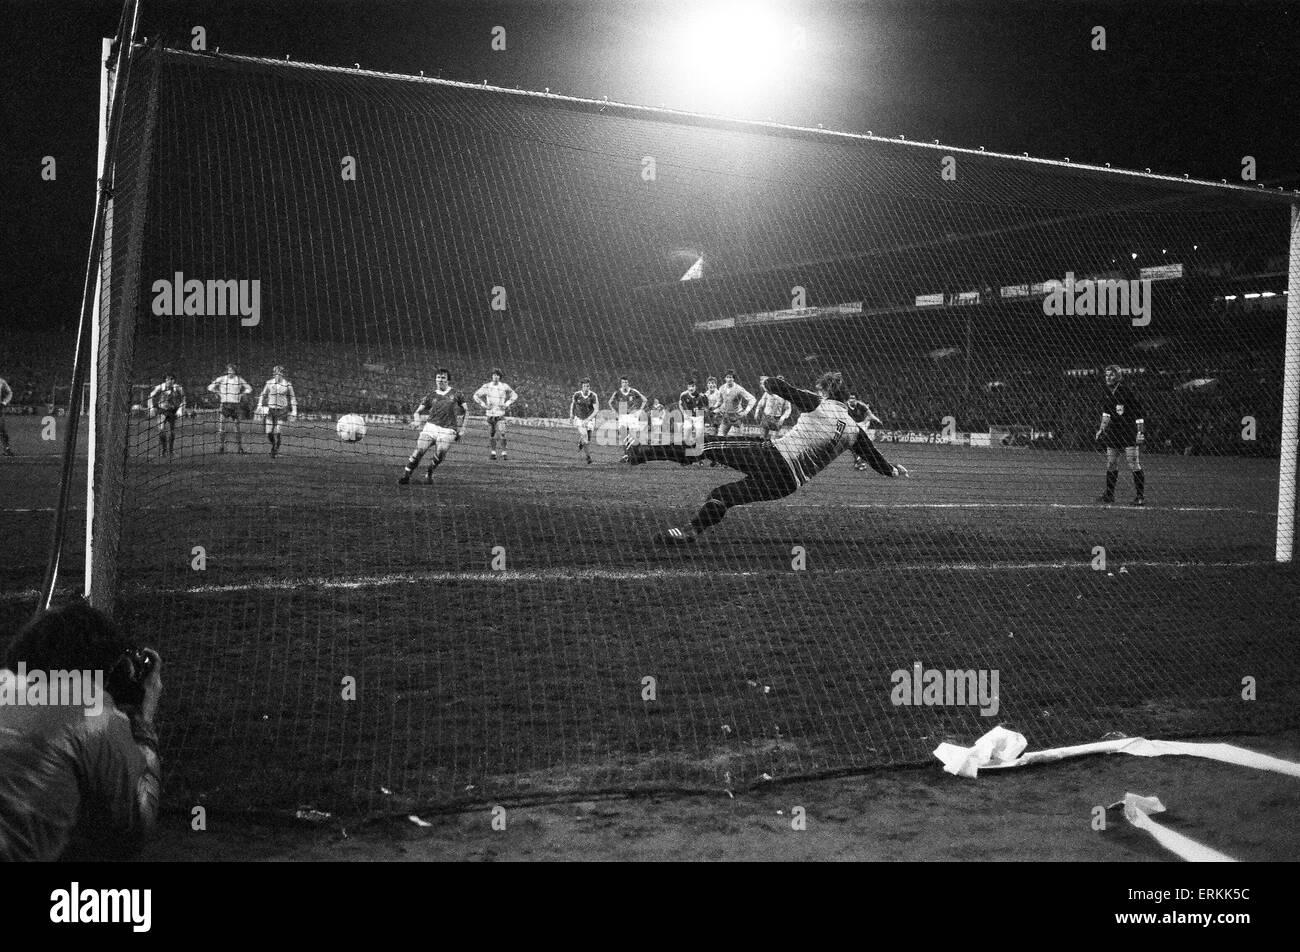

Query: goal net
<box><xmin>89</xmin><ymin>44</ymin><xmax>1300</xmax><ymax>813</ymax></box>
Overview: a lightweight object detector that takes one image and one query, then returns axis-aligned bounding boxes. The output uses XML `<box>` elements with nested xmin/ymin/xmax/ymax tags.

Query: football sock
<box><xmin>404</xmin><ymin>449</ymin><xmax>426</xmax><ymax>474</ymax></box>
<box><xmin>1133</xmin><ymin>469</ymin><xmax>1145</xmax><ymax>497</ymax></box>
<box><xmin>690</xmin><ymin>498</ymin><xmax>728</xmax><ymax>534</ymax></box>
<box><xmin>1105</xmin><ymin>471</ymin><xmax>1118</xmax><ymax>497</ymax></box>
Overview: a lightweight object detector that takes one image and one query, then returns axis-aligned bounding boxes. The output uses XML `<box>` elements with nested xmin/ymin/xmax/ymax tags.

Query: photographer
<box><xmin>0</xmin><ymin>602</ymin><xmax>162</xmax><ymax>861</ymax></box>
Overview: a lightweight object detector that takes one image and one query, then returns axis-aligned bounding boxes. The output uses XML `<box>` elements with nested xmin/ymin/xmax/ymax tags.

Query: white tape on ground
<box><xmin>936</xmin><ymin>727</ymin><xmax>1300</xmax><ymax>779</ymax></box>
<box><xmin>1113</xmin><ymin>793</ymin><xmax>1237</xmax><ymax>863</ymax></box>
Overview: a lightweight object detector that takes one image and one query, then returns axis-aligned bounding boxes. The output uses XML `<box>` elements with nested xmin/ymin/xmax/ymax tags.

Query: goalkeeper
<box><xmin>627</xmin><ymin>372</ymin><xmax>908</xmax><ymax>542</ymax></box>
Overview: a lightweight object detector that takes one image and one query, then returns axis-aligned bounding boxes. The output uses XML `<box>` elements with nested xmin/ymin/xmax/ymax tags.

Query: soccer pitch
<box><xmin>7</xmin><ymin>413</ymin><xmax>1296</xmax><ymax>815</ymax></box>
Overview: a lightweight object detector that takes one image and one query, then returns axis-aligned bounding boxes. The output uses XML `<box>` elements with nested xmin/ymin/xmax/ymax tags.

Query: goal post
<box><xmin>1276</xmin><ymin>203</ymin><xmax>1300</xmax><ymax>562</ymax></box>
<box><xmin>79</xmin><ymin>44</ymin><xmax>1300</xmax><ymax>810</ymax></box>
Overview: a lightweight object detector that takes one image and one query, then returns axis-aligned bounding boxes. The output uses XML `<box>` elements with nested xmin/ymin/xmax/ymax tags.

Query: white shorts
<box><xmin>618</xmin><ymin>413</ymin><xmax>642</xmax><ymax>429</ymax></box>
<box><xmin>682</xmin><ymin>416</ymin><xmax>705</xmax><ymax>444</ymax></box>
<box><xmin>419</xmin><ymin>423</ymin><xmax>457</xmax><ymax>454</ymax></box>
<box><xmin>575</xmin><ymin>416</ymin><xmax>596</xmax><ymax>434</ymax></box>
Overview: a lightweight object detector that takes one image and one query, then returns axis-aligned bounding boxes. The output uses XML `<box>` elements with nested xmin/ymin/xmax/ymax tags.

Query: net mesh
<box><xmin>94</xmin><ymin>45</ymin><xmax>1299</xmax><ymax>813</ymax></box>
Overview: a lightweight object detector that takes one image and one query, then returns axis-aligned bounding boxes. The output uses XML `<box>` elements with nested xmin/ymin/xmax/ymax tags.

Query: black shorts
<box><xmin>700</xmin><ymin>436</ymin><xmax>799</xmax><ymax>496</ymax></box>
<box><xmin>265</xmin><ymin>407</ymin><xmax>288</xmax><ymax>423</ymax></box>
<box><xmin>220</xmin><ymin>403</ymin><xmax>242</xmax><ymax>420</ymax></box>
<box><xmin>1101</xmin><ymin>430</ymin><xmax>1137</xmax><ymax>450</ymax></box>
<box><xmin>487</xmin><ymin>415</ymin><xmax>506</xmax><ymax>436</ymax></box>
<box><xmin>157</xmin><ymin>408</ymin><xmax>178</xmax><ymax>422</ymax></box>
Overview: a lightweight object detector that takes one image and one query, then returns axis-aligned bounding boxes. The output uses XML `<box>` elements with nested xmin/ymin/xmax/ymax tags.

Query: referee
<box><xmin>1095</xmin><ymin>364</ymin><xmax>1146</xmax><ymax>506</ymax></box>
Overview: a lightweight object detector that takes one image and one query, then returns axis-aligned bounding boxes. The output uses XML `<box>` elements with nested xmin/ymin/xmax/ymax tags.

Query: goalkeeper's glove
<box><xmin>892</xmin><ymin>464</ymin><xmax>910</xmax><ymax>478</ymax></box>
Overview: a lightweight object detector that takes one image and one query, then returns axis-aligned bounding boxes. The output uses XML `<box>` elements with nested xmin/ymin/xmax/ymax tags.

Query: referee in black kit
<box><xmin>1095</xmin><ymin>364</ymin><xmax>1146</xmax><ymax>506</ymax></box>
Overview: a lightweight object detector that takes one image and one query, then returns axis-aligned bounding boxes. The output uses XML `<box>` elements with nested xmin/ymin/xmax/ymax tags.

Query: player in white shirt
<box><xmin>715</xmin><ymin>370</ymin><xmax>757</xmax><ymax>436</ymax></box>
<box><xmin>627</xmin><ymin>372</ymin><xmax>908</xmax><ymax>542</ymax></box>
<box><xmin>147</xmin><ymin>372</ymin><xmax>187</xmax><ymax>457</ymax></box>
<box><xmin>702</xmin><ymin>376</ymin><xmax>722</xmax><ymax>437</ymax></box>
<box><xmin>256</xmin><ymin>366</ymin><xmax>298</xmax><ymax>458</ymax></box>
<box><xmin>847</xmin><ymin>393</ymin><xmax>883</xmax><ymax>470</ymax></box>
<box><xmin>753</xmin><ymin>388</ymin><xmax>791</xmax><ymax>438</ymax></box>
<box><xmin>207</xmin><ymin>364</ymin><xmax>252</xmax><ymax>454</ymax></box>
<box><xmin>0</xmin><ymin>375</ymin><xmax>14</xmax><ymax>457</ymax></box>
<box><xmin>472</xmin><ymin>369</ymin><xmax>518</xmax><ymax>460</ymax></box>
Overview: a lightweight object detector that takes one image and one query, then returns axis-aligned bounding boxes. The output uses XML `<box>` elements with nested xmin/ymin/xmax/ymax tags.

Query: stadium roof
<box><xmin>116</xmin><ymin>44</ymin><xmax>1294</xmax><ymax>352</ymax></box>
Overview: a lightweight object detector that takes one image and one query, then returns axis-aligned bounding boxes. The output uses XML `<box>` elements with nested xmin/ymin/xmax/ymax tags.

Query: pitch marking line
<box><xmin>846</xmin><ymin>502</ymin><xmax>1275</xmax><ymax>515</ymax></box>
<box><xmin>3</xmin><ymin>502</ymin><xmax>1276</xmax><ymax>515</ymax></box>
<box><xmin>0</xmin><ymin>558</ymin><xmax>1277</xmax><ymax>602</ymax></box>
<box><xmin>133</xmin><ymin>559</ymin><xmax>1280</xmax><ymax>595</ymax></box>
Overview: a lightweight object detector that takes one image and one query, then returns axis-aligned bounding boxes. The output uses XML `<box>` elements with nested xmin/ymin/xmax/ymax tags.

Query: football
<box><xmin>336</xmin><ymin>413</ymin><xmax>367</xmax><ymax>443</ymax></box>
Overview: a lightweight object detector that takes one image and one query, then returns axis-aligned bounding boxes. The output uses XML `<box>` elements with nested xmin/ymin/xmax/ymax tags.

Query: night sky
<box><xmin>3</xmin><ymin>0</ymin><xmax>1297</xmax><ymax>332</ymax></box>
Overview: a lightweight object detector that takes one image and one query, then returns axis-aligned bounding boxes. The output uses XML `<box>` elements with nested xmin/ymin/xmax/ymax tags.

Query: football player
<box><xmin>473</xmin><ymin>369</ymin><xmax>518</xmax><ymax>460</ymax></box>
<box><xmin>715</xmin><ymin>370</ymin><xmax>757</xmax><ymax>437</ymax></box>
<box><xmin>569</xmin><ymin>378</ymin><xmax>599</xmax><ymax>464</ymax></box>
<box><xmin>678</xmin><ymin>378</ymin><xmax>709</xmax><ymax>449</ymax></box>
<box><xmin>207</xmin><ymin>364</ymin><xmax>252</xmax><ymax>454</ymax></box>
<box><xmin>399</xmin><ymin>368</ymin><xmax>468</xmax><ymax>484</ymax></box>
<box><xmin>628</xmin><ymin>372</ymin><xmax>909</xmax><ymax>542</ymax></box>
<box><xmin>0</xmin><ymin>374</ymin><xmax>15</xmax><ymax>457</ymax></box>
<box><xmin>1095</xmin><ymin>364</ymin><xmax>1146</xmax><ymax>505</ymax></box>
<box><xmin>256</xmin><ymin>366</ymin><xmax>298</xmax><ymax>458</ymax></box>
<box><xmin>147</xmin><ymin>372</ymin><xmax>187</xmax><ymax>457</ymax></box>
<box><xmin>753</xmin><ymin>386</ymin><xmax>792</xmax><ymax>438</ymax></box>
<box><xmin>609</xmin><ymin>377</ymin><xmax>647</xmax><ymax>456</ymax></box>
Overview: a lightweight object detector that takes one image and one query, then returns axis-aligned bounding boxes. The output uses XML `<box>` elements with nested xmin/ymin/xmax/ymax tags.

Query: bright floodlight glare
<box><xmin>667</xmin><ymin>2</ymin><xmax>792</xmax><ymax>115</ymax></box>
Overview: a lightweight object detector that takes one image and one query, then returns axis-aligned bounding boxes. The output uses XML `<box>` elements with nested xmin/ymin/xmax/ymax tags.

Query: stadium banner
<box><xmin>1139</xmin><ymin>263</ymin><xmax>1185</xmax><ymax>282</ymax></box>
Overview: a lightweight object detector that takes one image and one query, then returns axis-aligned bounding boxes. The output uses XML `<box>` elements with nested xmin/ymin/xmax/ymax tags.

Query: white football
<box><xmin>336</xmin><ymin>413</ymin><xmax>367</xmax><ymax>443</ymax></box>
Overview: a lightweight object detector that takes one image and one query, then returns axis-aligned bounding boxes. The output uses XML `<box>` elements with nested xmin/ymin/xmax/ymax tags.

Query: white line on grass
<box><xmin>130</xmin><ymin>559</ymin><xmax>1281</xmax><ymax>595</ymax></box>
<box><xmin>0</xmin><ymin>558</ymin><xmax>1275</xmax><ymax>602</ymax></box>
<box><xmin>846</xmin><ymin>502</ymin><xmax>1274</xmax><ymax>515</ymax></box>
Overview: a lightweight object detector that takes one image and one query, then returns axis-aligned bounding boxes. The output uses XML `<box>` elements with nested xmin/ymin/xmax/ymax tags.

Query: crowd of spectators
<box><xmin>6</xmin><ymin>331</ymin><xmax>1286</xmax><ymax>456</ymax></box>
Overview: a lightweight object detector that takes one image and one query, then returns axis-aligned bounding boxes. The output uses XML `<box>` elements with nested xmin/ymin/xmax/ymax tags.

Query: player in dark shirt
<box><xmin>569</xmin><ymin>378</ymin><xmax>600</xmax><ymax>464</ymax></box>
<box><xmin>628</xmin><ymin>372</ymin><xmax>908</xmax><ymax>542</ymax></box>
<box><xmin>147</xmin><ymin>373</ymin><xmax>187</xmax><ymax>457</ymax></box>
<box><xmin>1095</xmin><ymin>364</ymin><xmax>1146</xmax><ymax>505</ymax></box>
<box><xmin>398</xmin><ymin>368</ymin><xmax>468</xmax><ymax>484</ymax></box>
<box><xmin>679</xmin><ymin>379</ymin><xmax>709</xmax><ymax>450</ymax></box>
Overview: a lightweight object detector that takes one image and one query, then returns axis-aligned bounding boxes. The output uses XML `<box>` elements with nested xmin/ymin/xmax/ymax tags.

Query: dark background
<box><xmin>3</xmin><ymin>0</ymin><xmax>1297</xmax><ymax>334</ymax></box>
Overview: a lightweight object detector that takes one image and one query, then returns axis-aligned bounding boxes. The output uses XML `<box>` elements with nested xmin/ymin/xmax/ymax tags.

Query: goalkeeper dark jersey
<box><xmin>1100</xmin><ymin>384</ymin><xmax>1144</xmax><ymax>446</ymax></box>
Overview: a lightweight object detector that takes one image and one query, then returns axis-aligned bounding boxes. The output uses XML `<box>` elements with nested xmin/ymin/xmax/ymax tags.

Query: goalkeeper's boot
<box><xmin>653</xmin><ymin>526</ymin><xmax>696</xmax><ymax>545</ymax></box>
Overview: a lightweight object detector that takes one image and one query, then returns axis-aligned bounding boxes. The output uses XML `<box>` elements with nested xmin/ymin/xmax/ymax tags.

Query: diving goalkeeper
<box><xmin>627</xmin><ymin>372</ymin><xmax>909</xmax><ymax>542</ymax></box>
